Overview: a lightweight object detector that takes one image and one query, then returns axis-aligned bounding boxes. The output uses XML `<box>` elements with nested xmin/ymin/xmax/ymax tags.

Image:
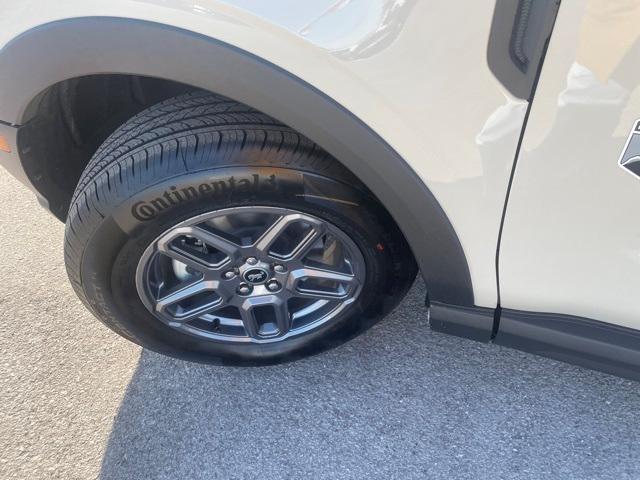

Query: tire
<box><xmin>64</xmin><ymin>91</ymin><xmax>417</xmax><ymax>364</ymax></box>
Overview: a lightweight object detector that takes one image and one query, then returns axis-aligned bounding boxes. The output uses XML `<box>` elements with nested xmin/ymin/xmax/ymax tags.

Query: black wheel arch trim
<box><xmin>0</xmin><ymin>16</ymin><xmax>474</xmax><ymax>306</ymax></box>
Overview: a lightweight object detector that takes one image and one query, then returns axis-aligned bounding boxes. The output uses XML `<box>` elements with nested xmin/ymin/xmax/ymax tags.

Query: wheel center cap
<box><xmin>243</xmin><ymin>267</ymin><xmax>269</xmax><ymax>285</ymax></box>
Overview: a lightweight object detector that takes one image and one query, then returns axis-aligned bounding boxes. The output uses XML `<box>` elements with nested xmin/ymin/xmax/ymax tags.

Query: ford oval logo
<box><xmin>243</xmin><ymin>268</ymin><xmax>269</xmax><ymax>284</ymax></box>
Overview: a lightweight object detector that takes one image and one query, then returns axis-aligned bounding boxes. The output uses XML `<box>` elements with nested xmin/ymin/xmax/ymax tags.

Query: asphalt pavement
<box><xmin>1</xmin><ymin>171</ymin><xmax>639</xmax><ymax>480</ymax></box>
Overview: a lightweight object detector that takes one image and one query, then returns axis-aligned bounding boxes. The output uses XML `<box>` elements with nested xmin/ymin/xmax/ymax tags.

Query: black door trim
<box><xmin>428</xmin><ymin>303</ymin><xmax>640</xmax><ymax>381</ymax></box>
<box><xmin>495</xmin><ymin>309</ymin><xmax>640</xmax><ymax>381</ymax></box>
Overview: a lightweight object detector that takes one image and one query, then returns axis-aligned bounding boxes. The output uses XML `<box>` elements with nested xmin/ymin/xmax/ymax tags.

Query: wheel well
<box><xmin>18</xmin><ymin>75</ymin><xmax>193</xmax><ymax>219</ymax></box>
<box><xmin>21</xmin><ymin>75</ymin><xmax>422</xmax><ymax>300</ymax></box>
<box><xmin>4</xmin><ymin>17</ymin><xmax>474</xmax><ymax>306</ymax></box>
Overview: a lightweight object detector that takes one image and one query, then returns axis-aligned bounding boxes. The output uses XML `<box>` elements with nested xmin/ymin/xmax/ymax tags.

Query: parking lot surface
<box><xmin>1</xmin><ymin>172</ymin><xmax>639</xmax><ymax>480</ymax></box>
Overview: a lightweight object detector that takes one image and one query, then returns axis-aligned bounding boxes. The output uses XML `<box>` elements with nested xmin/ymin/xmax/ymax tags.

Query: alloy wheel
<box><xmin>135</xmin><ymin>206</ymin><xmax>366</xmax><ymax>343</ymax></box>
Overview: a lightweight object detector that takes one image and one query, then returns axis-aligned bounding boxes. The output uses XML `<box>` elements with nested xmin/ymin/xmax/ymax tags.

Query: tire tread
<box><xmin>65</xmin><ymin>91</ymin><xmax>355</xmax><ymax>302</ymax></box>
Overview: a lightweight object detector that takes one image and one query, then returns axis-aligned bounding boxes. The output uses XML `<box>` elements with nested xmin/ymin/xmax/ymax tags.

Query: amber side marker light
<box><xmin>0</xmin><ymin>135</ymin><xmax>11</xmax><ymax>153</ymax></box>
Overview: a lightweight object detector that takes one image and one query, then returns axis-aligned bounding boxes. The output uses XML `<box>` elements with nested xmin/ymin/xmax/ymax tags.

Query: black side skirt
<box><xmin>429</xmin><ymin>304</ymin><xmax>640</xmax><ymax>381</ymax></box>
<box><xmin>429</xmin><ymin>302</ymin><xmax>495</xmax><ymax>342</ymax></box>
<box><xmin>494</xmin><ymin>309</ymin><xmax>640</xmax><ymax>381</ymax></box>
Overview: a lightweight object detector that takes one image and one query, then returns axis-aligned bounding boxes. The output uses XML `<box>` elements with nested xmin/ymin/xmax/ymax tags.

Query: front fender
<box><xmin>0</xmin><ymin>16</ymin><xmax>475</xmax><ymax>307</ymax></box>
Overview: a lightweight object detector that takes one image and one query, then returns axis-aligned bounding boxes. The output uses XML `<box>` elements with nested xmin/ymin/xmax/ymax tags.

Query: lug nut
<box><xmin>223</xmin><ymin>270</ymin><xmax>236</xmax><ymax>280</ymax></box>
<box><xmin>266</xmin><ymin>280</ymin><xmax>281</xmax><ymax>292</ymax></box>
<box><xmin>246</xmin><ymin>256</ymin><xmax>258</xmax><ymax>265</ymax></box>
<box><xmin>237</xmin><ymin>283</ymin><xmax>252</xmax><ymax>296</ymax></box>
<box><xmin>273</xmin><ymin>264</ymin><xmax>287</xmax><ymax>274</ymax></box>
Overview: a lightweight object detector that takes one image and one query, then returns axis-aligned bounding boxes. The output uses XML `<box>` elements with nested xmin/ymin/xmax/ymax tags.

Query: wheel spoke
<box><xmin>253</xmin><ymin>215</ymin><xmax>294</xmax><ymax>255</ymax></box>
<box><xmin>288</xmin><ymin>267</ymin><xmax>359</xmax><ymax>300</ymax></box>
<box><xmin>157</xmin><ymin>281</ymin><xmax>205</xmax><ymax>309</ymax></box>
<box><xmin>291</xmin><ymin>223</ymin><xmax>325</xmax><ymax>261</ymax></box>
<box><xmin>156</xmin><ymin>280</ymin><xmax>223</xmax><ymax>322</ymax></box>
<box><xmin>254</xmin><ymin>214</ymin><xmax>324</xmax><ymax>260</ymax></box>
<box><xmin>273</xmin><ymin>300</ymin><xmax>291</xmax><ymax>336</ymax></box>
<box><xmin>239</xmin><ymin>295</ymin><xmax>291</xmax><ymax>339</ymax></box>
<box><xmin>156</xmin><ymin>242</ymin><xmax>208</xmax><ymax>273</ymax></box>
<box><xmin>238</xmin><ymin>303</ymin><xmax>260</xmax><ymax>339</ymax></box>
<box><xmin>187</xmin><ymin>226</ymin><xmax>242</xmax><ymax>261</ymax></box>
<box><xmin>156</xmin><ymin>225</ymin><xmax>242</xmax><ymax>271</ymax></box>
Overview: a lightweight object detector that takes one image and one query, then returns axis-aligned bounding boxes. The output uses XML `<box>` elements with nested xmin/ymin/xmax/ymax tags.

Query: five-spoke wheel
<box><xmin>136</xmin><ymin>207</ymin><xmax>365</xmax><ymax>343</ymax></box>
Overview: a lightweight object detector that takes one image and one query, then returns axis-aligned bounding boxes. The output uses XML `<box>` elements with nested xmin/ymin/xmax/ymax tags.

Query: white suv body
<box><xmin>0</xmin><ymin>0</ymin><xmax>638</xmax><ymax>379</ymax></box>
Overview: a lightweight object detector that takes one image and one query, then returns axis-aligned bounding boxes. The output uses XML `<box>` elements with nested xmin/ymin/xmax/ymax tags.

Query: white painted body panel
<box><xmin>500</xmin><ymin>0</ymin><xmax>640</xmax><ymax>329</ymax></box>
<box><xmin>0</xmin><ymin>0</ymin><xmax>526</xmax><ymax>308</ymax></box>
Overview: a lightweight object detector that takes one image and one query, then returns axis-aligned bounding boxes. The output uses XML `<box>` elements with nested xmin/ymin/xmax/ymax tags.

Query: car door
<box><xmin>498</xmin><ymin>1</ymin><xmax>640</xmax><ymax>333</ymax></box>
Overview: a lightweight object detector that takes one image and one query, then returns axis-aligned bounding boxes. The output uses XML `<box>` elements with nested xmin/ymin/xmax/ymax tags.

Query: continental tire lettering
<box><xmin>131</xmin><ymin>201</ymin><xmax>157</xmax><ymax>221</ymax></box>
<box><xmin>130</xmin><ymin>174</ymin><xmax>278</xmax><ymax>221</ymax></box>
